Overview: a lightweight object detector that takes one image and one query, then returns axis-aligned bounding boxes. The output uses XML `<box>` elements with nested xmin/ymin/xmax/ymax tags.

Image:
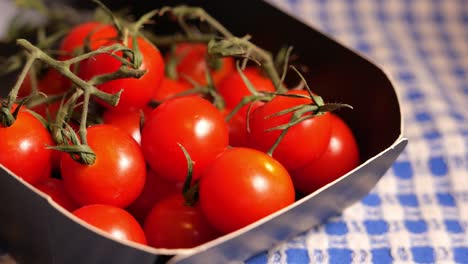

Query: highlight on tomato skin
<box><xmin>143</xmin><ymin>194</ymin><xmax>220</xmax><ymax>249</ymax></box>
<box><xmin>291</xmin><ymin>113</ymin><xmax>360</xmax><ymax>195</ymax></box>
<box><xmin>102</xmin><ymin>109</ymin><xmax>144</xmax><ymax>145</ymax></box>
<box><xmin>73</xmin><ymin>204</ymin><xmax>147</xmax><ymax>245</ymax></box>
<box><xmin>141</xmin><ymin>95</ymin><xmax>229</xmax><ymax>183</ymax></box>
<box><xmin>199</xmin><ymin>147</ymin><xmax>295</xmax><ymax>234</ymax></box>
<box><xmin>0</xmin><ymin>108</ymin><xmax>54</xmax><ymax>185</ymax></box>
<box><xmin>77</xmin><ymin>26</ymin><xmax>165</xmax><ymax>112</ymax></box>
<box><xmin>60</xmin><ymin>124</ymin><xmax>146</xmax><ymax>208</ymax></box>
<box><xmin>247</xmin><ymin>89</ymin><xmax>333</xmax><ymax>172</ymax></box>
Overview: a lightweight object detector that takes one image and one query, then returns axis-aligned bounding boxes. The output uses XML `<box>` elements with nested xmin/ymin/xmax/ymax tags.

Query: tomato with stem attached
<box><xmin>247</xmin><ymin>89</ymin><xmax>333</xmax><ymax>172</ymax></box>
<box><xmin>173</xmin><ymin>43</ymin><xmax>234</xmax><ymax>86</ymax></box>
<box><xmin>152</xmin><ymin>77</ymin><xmax>193</xmax><ymax>102</ymax></box>
<box><xmin>199</xmin><ymin>147</ymin><xmax>295</xmax><ymax>234</ymax></box>
<box><xmin>60</xmin><ymin>124</ymin><xmax>146</xmax><ymax>208</ymax></box>
<box><xmin>291</xmin><ymin>114</ymin><xmax>360</xmax><ymax>194</ymax></box>
<box><xmin>79</xmin><ymin>26</ymin><xmax>165</xmax><ymax>112</ymax></box>
<box><xmin>73</xmin><ymin>204</ymin><xmax>146</xmax><ymax>245</ymax></box>
<box><xmin>59</xmin><ymin>21</ymin><xmax>113</xmax><ymax>61</ymax></box>
<box><xmin>0</xmin><ymin>107</ymin><xmax>54</xmax><ymax>185</ymax></box>
<box><xmin>217</xmin><ymin>67</ymin><xmax>275</xmax><ymax>118</ymax></box>
<box><xmin>141</xmin><ymin>96</ymin><xmax>229</xmax><ymax>183</ymax></box>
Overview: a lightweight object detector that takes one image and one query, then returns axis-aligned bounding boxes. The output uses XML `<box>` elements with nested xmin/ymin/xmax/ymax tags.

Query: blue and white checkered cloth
<box><xmin>1</xmin><ymin>0</ymin><xmax>467</xmax><ymax>263</ymax></box>
<box><xmin>246</xmin><ymin>0</ymin><xmax>468</xmax><ymax>263</ymax></box>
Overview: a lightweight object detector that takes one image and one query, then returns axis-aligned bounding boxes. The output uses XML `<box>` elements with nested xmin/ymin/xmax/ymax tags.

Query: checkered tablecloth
<box><xmin>1</xmin><ymin>0</ymin><xmax>467</xmax><ymax>263</ymax></box>
<box><xmin>245</xmin><ymin>0</ymin><xmax>468</xmax><ymax>263</ymax></box>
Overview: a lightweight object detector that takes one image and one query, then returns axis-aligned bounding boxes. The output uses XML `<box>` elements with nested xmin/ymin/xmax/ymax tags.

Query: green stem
<box><xmin>79</xmin><ymin>90</ymin><xmax>91</xmax><ymax>146</ymax></box>
<box><xmin>16</xmin><ymin>39</ymin><xmax>126</xmax><ymax>106</ymax></box>
<box><xmin>7</xmin><ymin>55</ymin><xmax>35</xmax><ymax>109</ymax></box>
<box><xmin>169</xmin><ymin>6</ymin><xmax>234</xmax><ymax>38</ymax></box>
<box><xmin>147</xmin><ymin>33</ymin><xmax>215</xmax><ymax>47</ymax></box>
<box><xmin>208</xmin><ymin>37</ymin><xmax>286</xmax><ymax>93</ymax></box>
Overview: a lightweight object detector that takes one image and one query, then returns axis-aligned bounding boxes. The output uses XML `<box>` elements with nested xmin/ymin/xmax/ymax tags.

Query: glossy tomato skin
<box><xmin>60</xmin><ymin>124</ymin><xmax>146</xmax><ymax>208</ymax></box>
<box><xmin>199</xmin><ymin>147</ymin><xmax>295</xmax><ymax>234</ymax></box>
<box><xmin>247</xmin><ymin>90</ymin><xmax>333</xmax><ymax>172</ymax></box>
<box><xmin>79</xmin><ymin>29</ymin><xmax>165</xmax><ymax>112</ymax></box>
<box><xmin>174</xmin><ymin>43</ymin><xmax>234</xmax><ymax>86</ymax></box>
<box><xmin>127</xmin><ymin>170</ymin><xmax>182</xmax><ymax>224</ymax></box>
<box><xmin>143</xmin><ymin>194</ymin><xmax>220</xmax><ymax>249</ymax></box>
<box><xmin>141</xmin><ymin>96</ymin><xmax>229</xmax><ymax>183</ymax></box>
<box><xmin>35</xmin><ymin>178</ymin><xmax>79</xmax><ymax>211</ymax></box>
<box><xmin>217</xmin><ymin>67</ymin><xmax>275</xmax><ymax>118</ymax></box>
<box><xmin>222</xmin><ymin>108</ymin><xmax>249</xmax><ymax>147</ymax></box>
<box><xmin>0</xmin><ymin>109</ymin><xmax>53</xmax><ymax>185</ymax></box>
<box><xmin>102</xmin><ymin>109</ymin><xmax>143</xmax><ymax>145</ymax></box>
<box><xmin>59</xmin><ymin>21</ymin><xmax>109</xmax><ymax>60</ymax></box>
<box><xmin>291</xmin><ymin>114</ymin><xmax>360</xmax><ymax>194</ymax></box>
<box><xmin>152</xmin><ymin>77</ymin><xmax>192</xmax><ymax>102</ymax></box>
<box><xmin>73</xmin><ymin>204</ymin><xmax>146</xmax><ymax>245</ymax></box>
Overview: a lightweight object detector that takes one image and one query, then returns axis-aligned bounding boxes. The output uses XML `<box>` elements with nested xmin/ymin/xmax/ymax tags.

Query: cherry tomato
<box><xmin>102</xmin><ymin>109</ymin><xmax>143</xmax><ymax>145</ymax></box>
<box><xmin>0</xmin><ymin>108</ymin><xmax>53</xmax><ymax>185</ymax></box>
<box><xmin>35</xmin><ymin>178</ymin><xmax>78</xmax><ymax>211</ymax></box>
<box><xmin>141</xmin><ymin>96</ymin><xmax>229</xmax><ymax>183</ymax></box>
<box><xmin>217</xmin><ymin>67</ymin><xmax>275</xmax><ymax>118</ymax></box>
<box><xmin>173</xmin><ymin>43</ymin><xmax>234</xmax><ymax>86</ymax></box>
<box><xmin>79</xmin><ymin>27</ymin><xmax>165</xmax><ymax>112</ymax></box>
<box><xmin>199</xmin><ymin>147</ymin><xmax>295</xmax><ymax>234</ymax></box>
<box><xmin>59</xmin><ymin>21</ymin><xmax>110</xmax><ymax>60</ymax></box>
<box><xmin>221</xmin><ymin>108</ymin><xmax>249</xmax><ymax>147</ymax></box>
<box><xmin>18</xmin><ymin>69</ymin><xmax>70</xmax><ymax>98</ymax></box>
<box><xmin>291</xmin><ymin>114</ymin><xmax>360</xmax><ymax>194</ymax></box>
<box><xmin>73</xmin><ymin>204</ymin><xmax>146</xmax><ymax>245</ymax></box>
<box><xmin>143</xmin><ymin>194</ymin><xmax>219</xmax><ymax>249</ymax></box>
<box><xmin>247</xmin><ymin>90</ymin><xmax>333</xmax><ymax>172</ymax></box>
<box><xmin>127</xmin><ymin>170</ymin><xmax>182</xmax><ymax>224</ymax></box>
<box><xmin>152</xmin><ymin>77</ymin><xmax>192</xmax><ymax>102</ymax></box>
<box><xmin>61</xmin><ymin>124</ymin><xmax>146</xmax><ymax>208</ymax></box>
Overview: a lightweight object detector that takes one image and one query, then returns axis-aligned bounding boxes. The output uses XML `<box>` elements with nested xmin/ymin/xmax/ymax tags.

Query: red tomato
<box><xmin>60</xmin><ymin>124</ymin><xmax>146</xmax><ymax>207</ymax></box>
<box><xmin>35</xmin><ymin>178</ymin><xmax>78</xmax><ymax>211</ymax></box>
<box><xmin>73</xmin><ymin>204</ymin><xmax>146</xmax><ymax>245</ymax></box>
<box><xmin>153</xmin><ymin>77</ymin><xmax>192</xmax><ymax>102</ymax></box>
<box><xmin>59</xmin><ymin>21</ymin><xmax>110</xmax><ymax>60</ymax></box>
<box><xmin>247</xmin><ymin>90</ymin><xmax>333</xmax><ymax>172</ymax></box>
<box><xmin>173</xmin><ymin>43</ymin><xmax>234</xmax><ymax>86</ymax></box>
<box><xmin>0</xmin><ymin>108</ymin><xmax>53</xmax><ymax>185</ymax></box>
<box><xmin>291</xmin><ymin>114</ymin><xmax>360</xmax><ymax>194</ymax></box>
<box><xmin>143</xmin><ymin>194</ymin><xmax>219</xmax><ymax>249</ymax></box>
<box><xmin>217</xmin><ymin>67</ymin><xmax>275</xmax><ymax>118</ymax></box>
<box><xmin>127</xmin><ymin>170</ymin><xmax>182</xmax><ymax>224</ymax></box>
<box><xmin>222</xmin><ymin>108</ymin><xmax>249</xmax><ymax>147</ymax></box>
<box><xmin>102</xmin><ymin>109</ymin><xmax>143</xmax><ymax>145</ymax></box>
<box><xmin>199</xmin><ymin>147</ymin><xmax>295</xmax><ymax>234</ymax></box>
<box><xmin>79</xmin><ymin>28</ymin><xmax>165</xmax><ymax>112</ymax></box>
<box><xmin>18</xmin><ymin>69</ymin><xmax>70</xmax><ymax>98</ymax></box>
<box><xmin>141</xmin><ymin>96</ymin><xmax>229</xmax><ymax>183</ymax></box>
<box><xmin>17</xmin><ymin>73</ymin><xmax>32</xmax><ymax>98</ymax></box>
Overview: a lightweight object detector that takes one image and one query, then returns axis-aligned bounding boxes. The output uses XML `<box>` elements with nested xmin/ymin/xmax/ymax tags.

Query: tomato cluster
<box><xmin>0</xmin><ymin>7</ymin><xmax>360</xmax><ymax>250</ymax></box>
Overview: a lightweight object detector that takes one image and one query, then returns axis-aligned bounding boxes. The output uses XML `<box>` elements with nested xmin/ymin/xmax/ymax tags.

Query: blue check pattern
<box><xmin>1</xmin><ymin>0</ymin><xmax>467</xmax><ymax>263</ymax></box>
<box><xmin>246</xmin><ymin>0</ymin><xmax>468</xmax><ymax>263</ymax></box>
